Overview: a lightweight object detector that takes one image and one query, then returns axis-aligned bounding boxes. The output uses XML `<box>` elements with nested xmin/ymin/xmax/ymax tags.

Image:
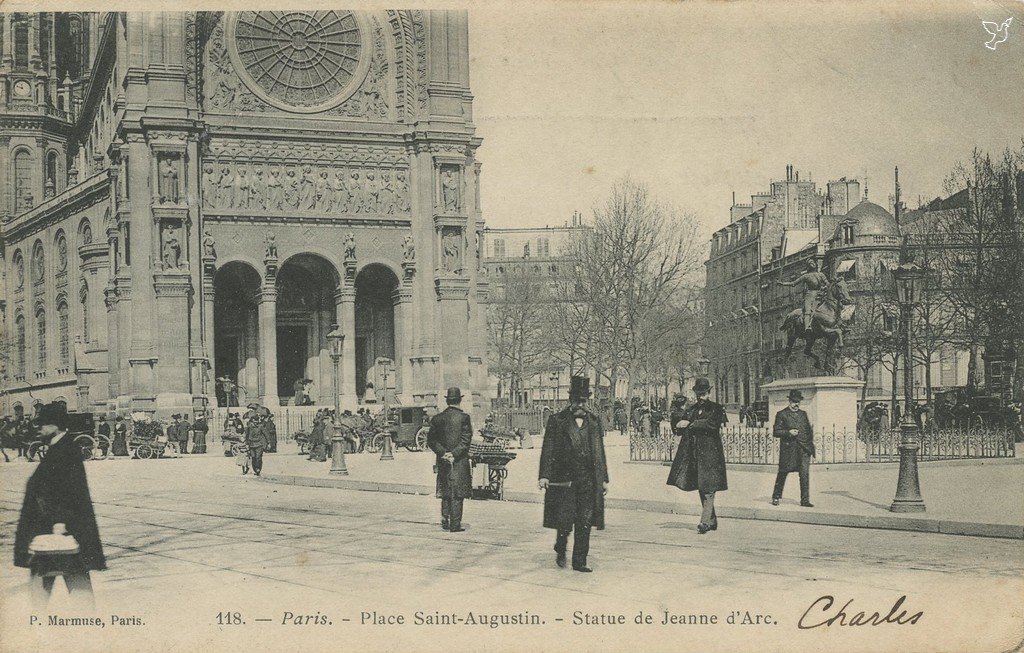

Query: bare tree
<box><xmin>486</xmin><ymin>264</ymin><xmax>555</xmax><ymax>407</ymax></box>
<box><xmin>563</xmin><ymin>178</ymin><xmax>704</xmax><ymax>402</ymax></box>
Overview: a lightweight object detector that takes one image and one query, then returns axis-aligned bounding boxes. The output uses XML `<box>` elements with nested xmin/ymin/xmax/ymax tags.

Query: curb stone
<box><xmin>259</xmin><ymin>473</ymin><xmax>1023</xmax><ymax>540</ymax></box>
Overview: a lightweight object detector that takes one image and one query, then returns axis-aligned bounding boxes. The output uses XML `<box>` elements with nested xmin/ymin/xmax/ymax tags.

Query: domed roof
<box><xmin>832</xmin><ymin>199</ymin><xmax>900</xmax><ymax>240</ymax></box>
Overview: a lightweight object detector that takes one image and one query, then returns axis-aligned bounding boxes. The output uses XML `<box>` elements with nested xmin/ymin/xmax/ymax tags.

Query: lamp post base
<box><xmin>329</xmin><ymin>429</ymin><xmax>349</xmax><ymax>475</ymax></box>
<box><xmin>380</xmin><ymin>434</ymin><xmax>395</xmax><ymax>461</ymax></box>
<box><xmin>890</xmin><ymin>439</ymin><xmax>925</xmax><ymax>513</ymax></box>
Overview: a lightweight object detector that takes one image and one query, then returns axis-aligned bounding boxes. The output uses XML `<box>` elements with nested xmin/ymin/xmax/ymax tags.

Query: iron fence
<box><xmin>630</xmin><ymin>423</ymin><xmax>1017</xmax><ymax>464</ymax></box>
<box><xmin>490</xmin><ymin>407</ymin><xmax>551</xmax><ymax>434</ymax></box>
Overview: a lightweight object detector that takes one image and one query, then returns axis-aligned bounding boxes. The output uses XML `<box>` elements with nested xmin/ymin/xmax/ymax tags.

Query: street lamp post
<box><xmin>890</xmin><ymin>260</ymin><xmax>926</xmax><ymax>512</ymax></box>
<box><xmin>380</xmin><ymin>363</ymin><xmax>394</xmax><ymax>461</ymax></box>
<box><xmin>326</xmin><ymin>325</ymin><xmax>348</xmax><ymax>475</ymax></box>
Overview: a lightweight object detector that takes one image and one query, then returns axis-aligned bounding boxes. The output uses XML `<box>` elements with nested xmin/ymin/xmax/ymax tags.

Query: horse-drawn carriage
<box><xmin>362</xmin><ymin>406</ymin><xmax>431</xmax><ymax>453</ymax></box>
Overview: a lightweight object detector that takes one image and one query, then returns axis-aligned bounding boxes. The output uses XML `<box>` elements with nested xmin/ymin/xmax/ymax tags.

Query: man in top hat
<box><xmin>779</xmin><ymin>259</ymin><xmax>829</xmax><ymax>333</ymax></box>
<box><xmin>666</xmin><ymin>378</ymin><xmax>728</xmax><ymax>533</ymax></box>
<box><xmin>191</xmin><ymin>411</ymin><xmax>209</xmax><ymax>455</ymax></box>
<box><xmin>427</xmin><ymin>387</ymin><xmax>473</xmax><ymax>532</ymax></box>
<box><xmin>771</xmin><ymin>389</ymin><xmax>816</xmax><ymax>507</ymax></box>
<box><xmin>539</xmin><ymin>376</ymin><xmax>609</xmax><ymax>572</ymax></box>
<box><xmin>14</xmin><ymin>402</ymin><xmax>106</xmax><ymax>607</ymax></box>
<box><xmin>172</xmin><ymin>414</ymin><xmax>189</xmax><ymax>455</ymax></box>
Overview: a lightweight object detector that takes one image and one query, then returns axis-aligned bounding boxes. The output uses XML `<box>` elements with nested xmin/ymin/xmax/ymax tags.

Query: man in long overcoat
<box><xmin>771</xmin><ymin>389</ymin><xmax>816</xmax><ymax>507</ymax></box>
<box><xmin>427</xmin><ymin>387</ymin><xmax>473</xmax><ymax>532</ymax></box>
<box><xmin>666</xmin><ymin>378</ymin><xmax>728</xmax><ymax>533</ymax></box>
<box><xmin>14</xmin><ymin>402</ymin><xmax>106</xmax><ymax>607</ymax></box>
<box><xmin>245</xmin><ymin>414</ymin><xmax>271</xmax><ymax>476</ymax></box>
<box><xmin>539</xmin><ymin>377</ymin><xmax>609</xmax><ymax>572</ymax></box>
<box><xmin>191</xmin><ymin>411</ymin><xmax>209</xmax><ymax>454</ymax></box>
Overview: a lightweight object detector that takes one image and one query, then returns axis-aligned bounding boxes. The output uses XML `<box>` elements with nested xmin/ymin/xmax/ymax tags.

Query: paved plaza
<box><xmin>2</xmin><ymin>451</ymin><xmax>1022</xmax><ymax>652</ymax></box>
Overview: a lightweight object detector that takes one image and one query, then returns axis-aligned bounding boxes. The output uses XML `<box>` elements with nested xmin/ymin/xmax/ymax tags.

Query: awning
<box><xmin>835</xmin><ymin>259</ymin><xmax>856</xmax><ymax>273</ymax></box>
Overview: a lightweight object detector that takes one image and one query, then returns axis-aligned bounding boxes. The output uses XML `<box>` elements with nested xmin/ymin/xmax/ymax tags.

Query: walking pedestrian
<box><xmin>191</xmin><ymin>411</ymin><xmax>209</xmax><ymax>454</ymax></box>
<box><xmin>95</xmin><ymin>415</ymin><xmax>111</xmax><ymax>458</ymax></box>
<box><xmin>666</xmin><ymin>379</ymin><xmax>728</xmax><ymax>534</ymax></box>
<box><xmin>538</xmin><ymin>376</ymin><xmax>609</xmax><ymax>572</ymax></box>
<box><xmin>427</xmin><ymin>387</ymin><xmax>473</xmax><ymax>532</ymax></box>
<box><xmin>244</xmin><ymin>414</ymin><xmax>270</xmax><ymax>476</ymax></box>
<box><xmin>770</xmin><ymin>389</ymin><xmax>816</xmax><ymax>507</ymax></box>
<box><xmin>14</xmin><ymin>402</ymin><xmax>106</xmax><ymax>608</ymax></box>
<box><xmin>111</xmin><ymin>416</ymin><xmax>128</xmax><ymax>456</ymax></box>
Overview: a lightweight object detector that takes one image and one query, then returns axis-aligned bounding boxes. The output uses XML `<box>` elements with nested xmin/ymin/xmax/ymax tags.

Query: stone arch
<box><xmin>212</xmin><ymin>260</ymin><xmax>262</xmax><ymax>407</ymax></box>
<box><xmin>31</xmin><ymin>238</ymin><xmax>44</xmax><ymax>285</ymax></box>
<box><xmin>11</xmin><ymin>248</ymin><xmax>25</xmax><ymax>290</ymax></box>
<box><xmin>53</xmin><ymin>228</ymin><xmax>68</xmax><ymax>274</ymax></box>
<box><xmin>78</xmin><ymin>217</ymin><xmax>93</xmax><ymax>245</ymax></box>
<box><xmin>354</xmin><ymin>262</ymin><xmax>400</xmax><ymax>400</ymax></box>
<box><xmin>11</xmin><ymin>146</ymin><xmax>35</xmax><ymax>212</ymax></box>
<box><xmin>275</xmin><ymin>253</ymin><xmax>341</xmax><ymax>404</ymax></box>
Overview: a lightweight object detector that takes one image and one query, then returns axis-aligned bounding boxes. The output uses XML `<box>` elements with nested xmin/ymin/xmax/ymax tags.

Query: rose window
<box><xmin>228</xmin><ymin>11</ymin><xmax>370</xmax><ymax>113</ymax></box>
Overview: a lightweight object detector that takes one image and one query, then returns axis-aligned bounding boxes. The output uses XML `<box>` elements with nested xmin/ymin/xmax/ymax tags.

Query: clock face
<box><xmin>13</xmin><ymin>80</ymin><xmax>31</xmax><ymax>98</ymax></box>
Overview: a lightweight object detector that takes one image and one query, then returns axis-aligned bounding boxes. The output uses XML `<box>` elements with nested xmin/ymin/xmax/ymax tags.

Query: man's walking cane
<box><xmin>447</xmin><ymin>456</ymin><xmax>456</xmax><ymax>531</ymax></box>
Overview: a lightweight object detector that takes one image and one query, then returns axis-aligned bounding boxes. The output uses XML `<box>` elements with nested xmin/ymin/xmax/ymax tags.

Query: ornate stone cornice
<box><xmin>1</xmin><ymin>172</ymin><xmax>111</xmax><ymax>242</ymax></box>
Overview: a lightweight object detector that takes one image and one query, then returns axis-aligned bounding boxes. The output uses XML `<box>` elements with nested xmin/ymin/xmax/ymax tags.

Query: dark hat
<box><xmin>568</xmin><ymin>376</ymin><xmax>591</xmax><ymax>399</ymax></box>
<box><xmin>788</xmin><ymin>389</ymin><xmax>804</xmax><ymax>402</ymax></box>
<box><xmin>445</xmin><ymin>387</ymin><xmax>463</xmax><ymax>403</ymax></box>
<box><xmin>692</xmin><ymin>377</ymin><xmax>711</xmax><ymax>394</ymax></box>
<box><xmin>37</xmin><ymin>402</ymin><xmax>70</xmax><ymax>430</ymax></box>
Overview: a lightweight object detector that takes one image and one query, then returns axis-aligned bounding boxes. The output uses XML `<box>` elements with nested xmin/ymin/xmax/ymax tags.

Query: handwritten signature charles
<box><xmin>798</xmin><ymin>595</ymin><xmax>923</xmax><ymax>629</ymax></box>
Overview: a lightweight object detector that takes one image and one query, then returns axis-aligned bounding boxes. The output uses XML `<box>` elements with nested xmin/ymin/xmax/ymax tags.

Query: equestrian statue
<box><xmin>772</xmin><ymin>259</ymin><xmax>856</xmax><ymax>374</ymax></box>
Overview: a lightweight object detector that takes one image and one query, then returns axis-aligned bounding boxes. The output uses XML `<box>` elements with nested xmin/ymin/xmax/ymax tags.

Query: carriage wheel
<box><xmin>136</xmin><ymin>444</ymin><xmax>154</xmax><ymax>460</ymax></box>
<box><xmin>75</xmin><ymin>435</ymin><xmax>96</xmax><ymax>461</ymax></box>
<box><xmin>415</xmin><ymin>428</ymin><xmax>429</xmax><ymax>452</ymax></box>
<box><xmin>366</xmin><ymin>433</ymin><xmax>383</xmax><ymax>454</ymax></box>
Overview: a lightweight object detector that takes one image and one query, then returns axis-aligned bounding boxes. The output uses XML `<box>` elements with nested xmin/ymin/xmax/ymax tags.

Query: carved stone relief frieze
<box><xmin>202</xmin><ymin>159</ymin><xmax>411</xmax><ymax>216</ymax></box>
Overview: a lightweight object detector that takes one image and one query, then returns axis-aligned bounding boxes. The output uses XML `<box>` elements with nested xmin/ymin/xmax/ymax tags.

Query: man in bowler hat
<box><xmin>14</xmin><ymin>402</ymin><xmax>106</xmax><ymax>607</ymax></box>
<box><xmin>427</xmin><ymin>387</ymin><xmax>473</xmax><ymax>532</ymax></box>
<box><xmin>539</xmin><ymin>377</ymin><xmax>609</xmax><ymax>572</ymax></box>
<box><xmin>771</xmin><ymin>389</ymin><xmax>816</xmax><ymax>507</ymax></box>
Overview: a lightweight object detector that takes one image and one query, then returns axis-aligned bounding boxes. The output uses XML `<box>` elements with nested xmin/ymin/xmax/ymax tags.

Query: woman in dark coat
<box><xmin>14</xmin><ymin>402</ymin><xmax>105</xmax><ymax>606</ymax></box>
<box><xmin>666</xmin><ymin>378</ymin><xmax>728</xmax><ymax>534</ymax></box>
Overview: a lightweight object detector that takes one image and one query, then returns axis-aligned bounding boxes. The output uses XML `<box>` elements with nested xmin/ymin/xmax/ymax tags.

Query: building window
<box><xmin>15</xmin><ymin>314</ymin><xmax>26</xmax><ymax>377</ymax></box>
<box><xmin>58</xmin><ymin>302</ymin><xmax>70</xmax><ymax>368</ymax></box>
<box><xmin>523</xmin><ymin>242</ymin><xmax>530</xmax><ymax>258</ymax></box>
<box><xmin>36</xmin><ymin>308</ymin><xmax>47</xmax><ymax>371</ymax></box>
<box><xmin>14</xmin><ymin>150</ymin><xmax>34</xmax><ymax>212</ymax></box>
<box><xmin>14</xmin><ymin>18</ymin><xmax>29</xmax><ymax>70</ymax></box>
<box><xmin>80</xmin><ymin>286</ymin><xmax>90</xmax><ymax>344</ymax></box>
<box><xmin>842</xmin><ymin>224</ymin><xmax>855</xmax><ymax>245</ymax></box>
<box><xmin>493</xmin><ymin>238</ymin><xmax>505</xmax><ymax>258</ymax></box>
<box><xmin>537</xmin><ymin>237</ymin><xmax>550</xmax><ymax>257</ymax></box>
<box><xmin>46</xmin><ymin>151</ymin><xmax>59</xmax><ymax>194</ymax></box>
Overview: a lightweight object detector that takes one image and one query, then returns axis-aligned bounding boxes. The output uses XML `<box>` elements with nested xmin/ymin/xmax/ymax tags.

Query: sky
<box><xmin>467</xmin><ymin>0</ymin><xmax>1024</xmax><ymax>238</ymax></box>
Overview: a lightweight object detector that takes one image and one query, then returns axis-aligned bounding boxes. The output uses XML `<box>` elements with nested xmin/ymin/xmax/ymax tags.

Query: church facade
<box><xmin>0</xmin><ymin>11</ymin><xmax>489</xmax><ymax>418</ymax></box>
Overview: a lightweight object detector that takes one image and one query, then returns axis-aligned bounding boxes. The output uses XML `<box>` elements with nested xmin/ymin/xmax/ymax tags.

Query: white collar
<box><xmin>49</xmin><ymin>431</ymin><xmax>68</xmax><ymax>445</ymax></box>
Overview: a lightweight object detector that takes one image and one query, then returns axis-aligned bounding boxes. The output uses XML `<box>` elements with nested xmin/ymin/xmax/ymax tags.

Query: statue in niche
<box><xmin>15</xmin><ymin>256</ymin><xmax>24</xmax><ymax>289</ymax></box>
<box><xmin>365</xmin><ymin>171</ymin><xmax>379</xmax><ymax>214</ymax></box>
<box><xmin>218</xmin><ymin>165</ymin><xmax>234</xmax><ymax>208</ymax></box>
<box><xmin>396</xmin><ymin>171</ymin><xmax>410</xmax><ymax>212</ymax></box>
<box><xmin>266</xmin><ymin>168</ymin><xmax>284</xmax><ymax>211</ymax></box>
<box><xmin>331</xmin><ymin>170</ymin><xmax>349</xmax><ymax>212</ymax></box>
<box><xmin>250</xmin><ymin>165</ymin><xmax>266</xmax><ymax>210</ymax></box>
<box><xmin>80</xmin><ymin>223</ymin><xmax>92</xmax><ymax>245</ymax></box>
<box><xmin>343</xmin><ymin>233</ymin><xmax>356</xmax><ymax>262</ymax></box>
<box><xmin>442</xmin><ymin>229</ymin><xmax>462</xmax><ymax>273</ymax></box>
<box><xmin>202</xmin><ymin>163</ymin><xmax>217</xmax><ymax>208</ymax></box>
<box><xmin>162</xmin><ymin>225</ymin><xmax>181</xmax><ymax>270</ymax></box>
<box><xmin>315</xmin><ymin>169</ymin><xmax>332</xmax><ymax>212</ymax></box>
<box><xmin>349</xmin><ymin>172</ymin><xmax>364</xmax><ymax>213</ymax></box>
<box><xmin>284</xmin><ymin>169</ymin><xmax>299</xmax><ymax>208</ymax></box>
<box><xmin>158</xmin><ymin>155</ymin><xmax>180</xmax><ymax>204</ymax></box>
<box><xmin>441</xmin><ymin>168</ymin><xmax>460</xmax><ymax>213</ymax></box>
<box><xmin>233</xmin><ymin>165</ymin><xmax>250</xmax><ymax>210</ymax></box>
<box><xmin>265</xmin><ymin>230</ymin><xmax>278</xmax><ymax>259</ymax></box>
<box><xmin>379</xmin><ymin>170</ymin><xmax>396</xmax><ymax>215</ymax></box>
<box><xmin>57</xmin><ymin>238</ymin><xmax>68</xmax><ymax>272</ymax></box>
<box><xmin>202</xmin><ymin>227</ymin><xmax>217</xmax><ymax>259</ymax></box>
<box><xmin>403</xmin><ymin>233</ymin><xmax>416</xmax><ymax>262</ymax></box>
<box><xmin>298</xmin><ymin>165</ymin><xmax>316</xmax><ymax>211</ymax></box>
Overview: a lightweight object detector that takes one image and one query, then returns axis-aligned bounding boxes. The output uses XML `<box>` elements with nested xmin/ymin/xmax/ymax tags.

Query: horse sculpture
<box><xmin>779</xmin><ymin>283</ymin><xmax>851</xmax><ymax>374</ymax></box>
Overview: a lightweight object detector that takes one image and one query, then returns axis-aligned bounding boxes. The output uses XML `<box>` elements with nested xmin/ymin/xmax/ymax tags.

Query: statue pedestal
<box><xmin>760</xmin><ymin>376</ymin><xmax>864</xmax><ymax>433</ymax></box>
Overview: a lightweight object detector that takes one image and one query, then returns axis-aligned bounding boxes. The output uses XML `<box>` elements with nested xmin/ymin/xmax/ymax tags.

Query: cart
<box><xmin>128</xmin><ymin>420</ymin><xmax>169</xmax><ymax>459</ymax></box>
<box><xmin>469</xmin><ymin>440</ymin><xmax>517</xmax><ymax>500</ymax></box>
<box><xmin>368</xmin><ymin>407</ymin><xmax>431</xmax><ymax>453</ymax></box>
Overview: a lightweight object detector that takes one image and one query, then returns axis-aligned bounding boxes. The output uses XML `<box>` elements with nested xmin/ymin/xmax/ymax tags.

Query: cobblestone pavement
<box><xmin>1</xmin><ymin>455</ymin><xmax>1022</xmax><ymax>653</ymax></box>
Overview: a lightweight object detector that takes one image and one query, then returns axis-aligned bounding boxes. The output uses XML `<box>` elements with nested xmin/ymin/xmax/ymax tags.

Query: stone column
<box><xmin>335</xmin><ymin>286</ymin><xmax>357</xmax><ymax>410</ymax></box>
<box><xmin>392</xmin><ymin>286</ymin><xmax>413</xmax><ymax>402</ymax></box>
<box><xmin>104</xmin><ymin>286</ymin><xmax>120</xmax><ymax>399</ymax></box>
<box><xmin>201</xmin><ymin>258</ymin><xmax>216</xmax><ymax>403</ymax></box>
<box><xmin>258</xmin><ymin>285</ymin><xmax>279</xmax><ymax>407</ymax></box>
<box><xmin>242</xmin><ymin>304</ymin><xmax>259</xmax><ymax>406</ymax></box>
